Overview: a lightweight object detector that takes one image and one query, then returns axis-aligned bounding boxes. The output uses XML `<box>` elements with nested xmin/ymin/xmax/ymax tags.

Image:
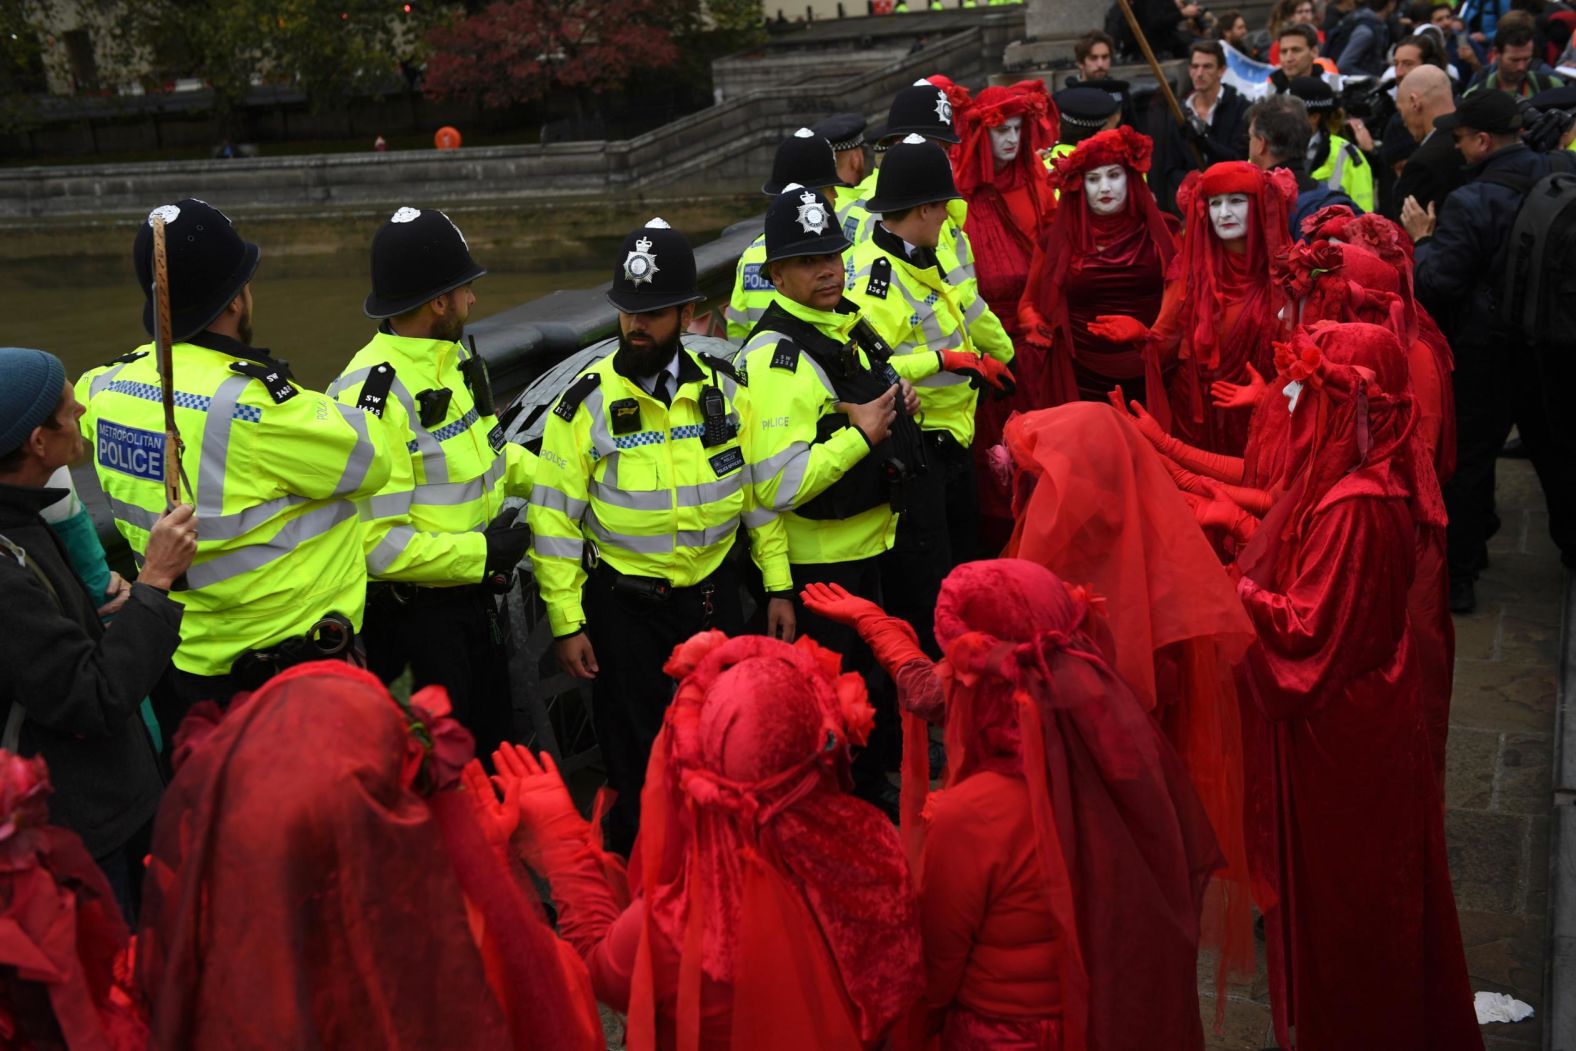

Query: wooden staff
<box><xmin>150</xmin><ymin>217</ymin><xmax>186</xmax><ymax>509</ymax></box>
<box><xmin>1114</xmin><ymin>0</ymin><xmax>1206</xmax><ymax>170</ymax></box>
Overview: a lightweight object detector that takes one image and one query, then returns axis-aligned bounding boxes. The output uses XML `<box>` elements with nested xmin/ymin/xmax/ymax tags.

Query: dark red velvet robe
<box><xmin>1236</xmin><ymin>477</ymin><xmax>1481</xmax><ymax>1051</ymax></box>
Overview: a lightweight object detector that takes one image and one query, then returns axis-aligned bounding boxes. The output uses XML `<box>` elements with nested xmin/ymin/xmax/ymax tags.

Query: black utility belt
<box><xmin>369</xmin><ymin>580</ymin><xmax>495</xmax><ymax>608</ymax></box>
<box><xmin>590</xmin><ymin>562</ymin><xmax>718</xmax><ymax>606</ymax></box>
<box><xmin>230</xmin><ymin>613</ymin><xmax>357</xmax><ymax>689</ymax></box>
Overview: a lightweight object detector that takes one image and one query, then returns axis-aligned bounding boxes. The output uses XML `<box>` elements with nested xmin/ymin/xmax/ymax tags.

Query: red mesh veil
<box><xmin>0</xmin><ymin>752</ymin><xmax>145</xmax><ymax>1050</ymax></box>
<box><xmin>909</xmin><ymin>559</ymin><xmax>1221</xmax><ymax>1051</ymax></box>
<box><xmin>624</xmin><ymin>633</ymin><xmax>923</xmax><ymax>1051</ymax></box>
<box><xmin>950</xmin><ymin>80</ymin><xmax>1059</xmax><ymax>201</ymax></box>
<box><xmin>137</xmin><ymin>661</ymin><xmax>596</xmax><ymax>1051</ymax></box>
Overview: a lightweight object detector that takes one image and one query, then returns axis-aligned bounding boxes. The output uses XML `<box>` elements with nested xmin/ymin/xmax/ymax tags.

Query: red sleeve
<box><xmin>582</xmin><ymin>898</ymin><xmax>647</xmax><ymax>1014</ymax></box>
<box><xmin>1238</xmin><ymin>496</ymin><xmax>1413</xmax><ymax>721</ymax></box>
<box><xmin>895</xmin><ymin>658</ymin><xmax>948</xmax><ymax>725</ymax></box>
<box><xmin>541</xmin><ymin>839</ymin><xmax>633</xmax><ymax>966</ymax></box>
<box><xmin>917</xmin><ymin>787</ymin><xmax>996</xmax><ymax>1010</ymax></box>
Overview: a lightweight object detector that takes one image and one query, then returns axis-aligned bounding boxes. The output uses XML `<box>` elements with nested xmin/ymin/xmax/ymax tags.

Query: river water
<box><xmin>0</xmin><ymin>255</ymin><xmax>608</xmax><ymax>392</ymax></box>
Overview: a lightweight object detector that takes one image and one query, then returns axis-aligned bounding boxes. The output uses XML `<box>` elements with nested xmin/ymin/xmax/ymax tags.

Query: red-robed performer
<box><xmin>0</xmin><ymin>751</ymin><xmax>145</xmax><ymax>1051</ymax></box>
<box><xmin>136</xmin><ymin>661</ymin><xmax>603</xmax><ymax>1051</ymax></box>
<box><xmin>995</xmin><ymin>402</ymin><xmax>1259</xmax><ymax>1005</ymax></box>
<box><xmin>495</xmin><ymin>632</ymin><xmax>924</xmax><ymax>1051</ymax></box>
<box><xmin>1087</xmin><ymin>162</ymin><xmax>1296</xmax><ymax>455</ymax></box>
<box><xmin>1019</xmin><ymin>126</ymin><xmax>1178</xmax><ymax>407</ymax></box>
<box><xmin>800</xmin><ymin>560</ymin><xmax>1221</xmax><ymax>1051</ymax></box>
<box><xmin>1227</xmin><ymin>323</ymin><xmax>1481</xmax><ymax>1051</ymax></box>
<box><xmin>947</xmin><ymin>79</ymin><xmax>1059</xmax><ymax>547</ymax></box>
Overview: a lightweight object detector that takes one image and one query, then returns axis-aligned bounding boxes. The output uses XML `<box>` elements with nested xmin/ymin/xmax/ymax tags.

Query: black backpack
<box><xmin>1484</xmin><ymin>153</ymin><xmax>1576</xmax><ymax>352</ymax></box>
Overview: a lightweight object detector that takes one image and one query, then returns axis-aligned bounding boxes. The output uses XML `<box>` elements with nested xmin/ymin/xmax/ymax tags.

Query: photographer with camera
<box><xmin>1405</xmin><ymin>89</ymin><xmax>1576</xmax><ymax>612</ymax></box>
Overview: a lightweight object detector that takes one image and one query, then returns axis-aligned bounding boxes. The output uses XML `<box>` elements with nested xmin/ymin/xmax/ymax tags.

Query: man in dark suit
<box><xmin>1389</xmin><ymin>64</ymin><xmax>1465</xmax><ymax>217</ymax></box>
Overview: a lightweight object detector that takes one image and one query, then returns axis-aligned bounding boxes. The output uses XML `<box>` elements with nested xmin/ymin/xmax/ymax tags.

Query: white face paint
<box><xmin>989</xmin><ymin>116</ymin><xmax>1023</xmax><ymax>164</ymax></box>
<box><xmin>1283</xmin><ymin>378</ymin><xmax>1305</xmax><ymax>414</ymax></box>
<box><xmin>1083</xmin><ymin>164</ymin><xmax>1129</xmax><ymax>216</ymax></box>
<box><xmin>1208</xmin><ymin>193</ymin><xmax>1251</xmax><ymax>241</ymax></box>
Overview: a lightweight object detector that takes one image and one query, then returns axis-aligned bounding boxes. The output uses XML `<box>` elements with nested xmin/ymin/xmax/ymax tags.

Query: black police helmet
<box><xmin>865</xmin><ymin>135</ymin><xmax>961</xmax><ymax>214</ymax></box>
<box><xmin>133</xmin><ymin>199</ymin><xmax>261</xmax><ymax>343</ymax></box>
<box><xmin>1288</xmin><ymin>75</ymin><xmax>1337</xmax><ymax>111</ymax></box>
<box><xmin>607</xmin><ymin>218</ymin><xmax>706</xmax><ymax>314</ymax></box>
<box><xmin>872</xmin><ymin>79</ymin><xmax>961</xmax><ymax>145</ymax></box>
<box><xmin>364</xmin><ymin>206</ymin><xmax>487</xmax><ymax>319</ymax></box>
<box><xmin>813</xmin><ymin>113</ymin><xmax>867</xmax><ymax>152</ymax></box>
<box><xmin>763</xmin><ymin>128</ymin><xmax>842</xmax><ymax>195</ymax></box>
<box><xmin>764</xmin><ymin>184</ymin><xmax>851</xmax><ymax>265</ymax></box>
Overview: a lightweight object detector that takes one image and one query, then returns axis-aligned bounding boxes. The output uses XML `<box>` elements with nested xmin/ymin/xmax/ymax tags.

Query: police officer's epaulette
<box><xmin>1343</xmin><ymin>141</ymin><xmax>1366</xmax><ymax>167</ymax></box>
<box><xmin>356</xmin><ymin>362</ymin><xmax>397</xmax><ymax>418</ymax></box>
<box><xmin>697</xmin><ymin>352</ymin><xmax>747</xmax><ymax>387</ymax></box>
<box><xmin>229</xmin><ymin>360</ymin><xmax>298</xmax><ymax>404</ymax></box>
<box><xmin>98</xmin><ymin>349</ymin><xmax>149</xmax><ymax>368</ymax></box>
<box><xmin>770</xmin><ymin>339</ymin><xmax>801</xmax><ymax>372</ymax></box>
<box><xmin>553</xmin><ymin>373</ymin><xmax>601</xmax><ymax>422</ymax></box>
<box><xmin>865</xmin><ymin>257</ymin><xmax>892</xmax><ymax>300</ymax></box>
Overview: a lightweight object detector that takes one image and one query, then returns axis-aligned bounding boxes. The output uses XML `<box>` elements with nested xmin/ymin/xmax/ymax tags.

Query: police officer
<box><xmin>1052</xmin><ymin>86</ymin><xmax>1123</xmax><ymax>163</ymax></box>
<box><xmin>77</xmin><ymin>199</ymin><xmax>393</xmax><ymax>723</ymax></box>
<box><xmin>724</xmin><ymin>129</ymin><xmax>846</xmax><ymax>343</ymax></box>
<box><xmin>842</xmin><ymin>137</ymin><xmax>1016</xmax><ymax>656</ymax></box>
<box><xmin>1290</xmin><ymin>76</ymin><xmax>1378</xmax><ymax>212</ymax></box>
<box><xmin>838</xmin><ymin>79</ymin><xmax>963</xmax><ymax>247</ymax></box>
<box><xmin>529</xmin><ymin>219</ymin><xmax>789</xmax><ymax>852</ymax></box>
<box><xmin>814</xmin><ymin>113</ymin><xmax>870</xmax><ymax>201</ymax></box>
<box><xmin>328</xmin><ymin>206</ymin><xmax>537</xmax><ymax>757</ymax></box>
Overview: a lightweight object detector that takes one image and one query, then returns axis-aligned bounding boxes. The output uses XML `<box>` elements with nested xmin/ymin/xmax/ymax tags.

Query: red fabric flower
<box><xmin>662</xmin><ymin>629</ymin><xmax>730</xmax><ymax>681</ymax></box>
<box><xmin>1273</xmin><ymin>333</ymin><xmax>1324</xmax><ymax>383</ymax></box>
<box><xmin>834</xmin><ymin>673</ymin><xmax>875</xmax><ymax>747</ymax></box>
<box><xmin>1299</xmin><ymin>203</ymin><xmax>1358</xmax><ymax>241</ymax></box>
<box><xmin>1050</xmin><ymin>125</ymin><xmax>1154</xmax><ymax>196</ymax></box>
<box><xmin>410</xmin><ymin>686</ymin><xmax>471</xmax><ymax>792</ymax></box>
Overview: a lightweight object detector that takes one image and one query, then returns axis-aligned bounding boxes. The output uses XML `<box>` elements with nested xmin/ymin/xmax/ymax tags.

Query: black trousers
<box><xmin>583</xmin><ymin>561</ymin><xmax>742</xmax><ymax>856</ymax></box>
<box><xmin>792</xmin><ymin>556</ymin><xmax>898</xmax><ymax>802</ymax></box>
<box><xmin>1444</xmin><ymin>336</ymin><xmax>1576</xmax><ymax>579</ymax></box>
<box><xmin>881</xmin><ymin>430</ymin><xmax>980</xmax><ymax>657</ymax></box>
<box><xmin>364</xmin><ymin>584</ymin><xmax>513</xmax><ymax>763</ymax></box>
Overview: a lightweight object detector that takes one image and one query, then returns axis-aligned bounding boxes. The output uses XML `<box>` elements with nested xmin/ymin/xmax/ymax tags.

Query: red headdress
<box><xmin>1172</xmin><ymin>162</ymin><xmax>1297</xmax><ymax>373</ymax></box>
<box><xmin>950</xmin><ymin>80</ymin><xmax>1060</xmax><ymax>199</ymax></box>
<box><xmin>1025</xmin><ymin>126</ymin><xmax>1177</xmax><ymax>398</ymax></box>
<box><xmin>1273</xmin><ymin>239</ymin><xmax>1411</xmax><ymax>342</ymax></box>
<box><xmin>0</xmin><ymin>752</ymin><xmax>146</xmax><ymax>1050</ymax></box>
<box><xmin>1298</xmin><ymin>202</ymin><xmax>1359</xmax><ymax>242</ymax></box>
<box><xmin>905</xmin><ymin>559</ymin><xmax>1222</xmax><ymax>1051</ymax></box>
<box><xmin>138</xmin><ymin>661</ymin><xmax>596</xmax><ymax>1051</ymax></box>
<box><xmin>625</xmin><ymin>633</ymin><xmax>923</xmax><ymax>1051</ymax></box>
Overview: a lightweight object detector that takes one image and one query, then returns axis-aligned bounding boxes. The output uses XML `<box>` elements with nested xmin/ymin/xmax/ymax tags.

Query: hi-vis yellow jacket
<box><xmin>842</xmin><ymin>225</ymin><xmax>1013</xmax><ymax>447</ymax></box>
<box><xmin>76</xmin><ymin>335</ymin><xmax>392</xmax><ymax>676</ymax></box>
<box><xmin>528</xmin><ymin>347</ymin><xmax>788</xmax><ymax>637</ymax></box>
<box><xmin>737</xmin><ymin>294</ymin><xmax>939</xmax><ymax>565</ymax></box>
<box><xmin>328</xmin><ymin>329</ymin><xmax>536</xmax><ymax>586</ymax></box>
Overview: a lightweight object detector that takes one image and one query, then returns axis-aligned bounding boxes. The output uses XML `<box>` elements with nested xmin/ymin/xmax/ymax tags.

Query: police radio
<box><xmin>699</xmin><ymin>384</ymin><xmax>734</xmax><ymax>447</ymax></box>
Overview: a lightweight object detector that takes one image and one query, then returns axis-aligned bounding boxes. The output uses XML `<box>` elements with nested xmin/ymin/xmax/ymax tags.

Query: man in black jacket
<box><xmin>1406</xmin><ymin>90</ymin><xmax>1576</xmax><ymax>612</ymax></box>
<box><xmin>1159</xmin><ymin>41</ymin><xmax>1255</xmax><ymax>204</ymax></box>
<box><xmin>0</xmin><ymin>346</ymin><xmax>196</xmax><ymax>919</ymax></box>
<box><xmin>1388</xmin><ymin>63</ymin><xmax>1465</xmax><ymax>217</ymax></box>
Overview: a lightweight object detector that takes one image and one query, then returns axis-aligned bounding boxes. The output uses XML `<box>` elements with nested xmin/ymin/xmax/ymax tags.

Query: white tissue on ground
<box><xmin>1474</xmin><ymin>991</ymin><xmax>1535</xmax><ymax>1024</ymax></box>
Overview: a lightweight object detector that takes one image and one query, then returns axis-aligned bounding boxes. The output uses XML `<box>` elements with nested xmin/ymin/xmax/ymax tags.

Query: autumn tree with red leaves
<box><xmin>422</xmin><ymin>0</ymin><xmax>685</xmax><ymax>112</ymax></box>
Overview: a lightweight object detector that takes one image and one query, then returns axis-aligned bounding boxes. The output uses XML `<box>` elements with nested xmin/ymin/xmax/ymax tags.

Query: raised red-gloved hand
<box><xmin>938</xmin><ymin>349</ymin><xmax>1017</xmax><ymax>397</ymax></box>
<box><xmin>461</xmin><ymin>758</ymin><xmax>517</xmax><ymax>857</ymax></box>
<box><xmin>492</xmin><ymin>742</ymin><xmax>588</xmax><ymax>873</ymax></box>
<box><xmin>1161</xmin><ymin>454</ymin><xmax>1212</xmax><ymax>497</ymax></box>
<box><xmin>1087</xmin><ymin>314</ymin><xmax>1151</xmax><ymax>345</ymax></box>
<box><xmin>801</xmin><ymin>582</ymin><xmax>930</xmax><ymax>678</ymax></box>
<box><xmin>1211</xmin><ymin>363</ymin><xmax>1267</xmax><ymax>410</ymax></box>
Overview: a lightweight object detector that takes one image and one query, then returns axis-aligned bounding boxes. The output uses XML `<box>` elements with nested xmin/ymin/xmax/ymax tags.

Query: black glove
<box><xmin>483</xmin><ymin>508</ymin><xmax>531</xmax><ymax>586</ymax></box>
<box><xmin>1184</xmin><ymin>112</ymin><xmax>1210</xmax><ymax>143</ymax></box>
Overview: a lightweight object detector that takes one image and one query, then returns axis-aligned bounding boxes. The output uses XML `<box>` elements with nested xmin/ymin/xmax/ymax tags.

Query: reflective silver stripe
<box><xmin>366</xmin><ymin>490</ymin><xmax>414</xmax><ymax>518</ymax></box>
<box><xmin>918</xmin><ymin>370</ymin><xmax>971</xmax><ymax>388</ymax></box>
<box><xmin>769</xmin><ymin>445</ymin><xmax>813</xmax><ymax>511</ymax></box>
<box><xmin>195</xmin><ymin>375</ymin><xmax>253</xmax><ymax>522</ymax></box>
<box><xmin>588</xmin><ymin>479</ymin><xmax>672</xmax><ymax>511</ymax></box>
<box><xmin>676</xmin><ymin>472</ymin><xmax>743</xmax><ymax>507</ymax></box>
<box><xmin>324</xmin><ymin>364</ymin><xmax>376</xmax><ymax>399</ymax></box>
<box><xmin>742</xmin><ymin>505</ymin><xmax>778</xmax><ymax>528</ymax></box>
<box><xmin>531</xmin><ymin>483</ymin><xmax>589</xmax><ymax>520</ymax></box>
<box><xmin>412</xmin><ymin>456</ymin><xmax>506</xmax><ymax>508</ymax></box>
<box><xmin>533</xmin><ymin>534</ymin><xmax>585</xmax><ymax>559</ymax></box>
<box><xmin>677</xmin><ymin>522</ymin><xmax>737</xmax><ymax>548</ymax></box>
<box><xmin>893</xmin><ymin>278</ymin><xmax>951</xmax><ymax>348</ymax></box>
<box><xmin>1327</xmin><ymin>145</ymin><xmax>1347</xmax><ymax>192</ymax></box>
<box><xmin>200</xmin><ymin>494</ymin><xmax>311</xmax><ymax>541</ymax></box>
<box><xmin>184</xmin><ymin>500</ymin><xmax>358</xmax><ymax>589</ymax></box>
<box><xmin>367</xmin><ymin>524</ymin><xmax>416</xmax><ymax>575</ymax></box>
<box><xmin>105</xmin><ymin>496</ymin><xmax>158</xmax><ymax>532</ymax></box>
<box><xmin>89</xmin><ymin>361</ymin><xmax>134</xmax><ymax>399</ymax></box>
<box><xmin>582</xmin><ymin>386</ymin><xmax>620</xmax><ymax>462</ymax></box>
<box><xmin>587</xmin><ymin>513</ymin><xmax>674</xmax><ymax>555</ymax></box>
<box><xmin>331</xmin><ymin>403</ymin><xmax>379</xmax><ymax>496</ymax></box>
<box><xmin>962</xmin><ymin>293</ymin><xmax>989</xmax><ymax>327</ymax></box>
<box><xmin>754</xmin><ymin>442</ymin><xmax>809</xmax><ymax>482</ymax></box>
<box><xmin>389</xmin><ymin>377</ymin><xmax>449</xmax><ymax>485</ymax></box>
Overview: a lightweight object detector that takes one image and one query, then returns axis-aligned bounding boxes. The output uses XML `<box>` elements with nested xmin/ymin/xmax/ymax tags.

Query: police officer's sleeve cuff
<box><xmin>553</xmin><ymin>626</ymin><xmax>585</xmax><ymax>642</ymax></box>
<box><xmin>766</xmin><ymin>590</ymin><xmax>795</xmax><ymax>601</ymax></box>
<box><xmin>547</xmin><ymin>605</ymin><xmax>586</xmax><ymax>638</ymax></box>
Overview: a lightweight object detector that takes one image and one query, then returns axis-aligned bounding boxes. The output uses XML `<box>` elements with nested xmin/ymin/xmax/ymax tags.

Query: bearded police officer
<box><xmin>843</xmin><ymin>137</ymin><xmax>1016</xmax><ymax>656</ymax></box>
<box><xmin>723</xmin><ymin>128</ymin><xmax>846</xmax><ymax>343</ymax></box>
<box><xmin>529</xmin><ymin>219</ymin><xmax>790</xmax><ymax>852</ymax></box>
<box><xmin>328</xmin><ymin>206</ymin><xmax>537</xmax><ymax>757</ymax></box>
<box><xmin>76</xmin><ymin>199</ymin><xmax>393</xmax><ymax>723</ymax></box>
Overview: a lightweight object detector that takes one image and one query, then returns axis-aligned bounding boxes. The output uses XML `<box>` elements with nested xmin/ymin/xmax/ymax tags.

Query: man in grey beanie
<box><xmin>0</xmin><ymin>346</ymin><xmax>197</xmax><ymax>920</ymax></box>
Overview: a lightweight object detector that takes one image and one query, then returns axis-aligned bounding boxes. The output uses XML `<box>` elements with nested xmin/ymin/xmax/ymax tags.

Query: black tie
<box><xmin>652</xmin><ymin>373</ymin><xmax>672</xmax><ymax>406</ymax></box>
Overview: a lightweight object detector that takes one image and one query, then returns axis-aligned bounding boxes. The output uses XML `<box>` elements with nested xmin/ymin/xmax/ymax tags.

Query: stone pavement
<box><xmin>1200</xmin><ymin>456</ymin><xmax>1563</xmax><ymax>1050</ymax></box>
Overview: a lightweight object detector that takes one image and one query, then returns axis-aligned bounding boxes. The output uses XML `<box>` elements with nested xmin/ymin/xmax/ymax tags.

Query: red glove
<box><xmin>1162</xmin><ymin>454</ymin><xmax>1212</xmax><ymax>497</ymax></box>
<box><xmin>1192</xmin><ymin>484</ymin><xmax>1260</xmax><ymax>544</ymax></box>
<box><xmin>800</xmin><ymin>582</ymin><xmax>930</xmax><ymax>677</ymax></box>
<box><xmin>938</xmin><ymin>349</ymin><xmax>1017</xmax><ymax>397</ymax></box>
<box><xmin>461</xmin><ymin>759</ymin><xmax>517</xmax><ymax>858</ymax></box>
<box><xmin>1087</xmin><ymin>314</ymin><xmax>1151</xmax><ymax>345</ymax></box>
<box><xmin>492</xmin><ymin>742</ymin><xmax>589</xmax><ymax>873</ymax></box>
<box><xmin>1211</xmin><ymin>363</ymin><xmax>1268</xmax><ymax>410</ymax></box>
<box><xmin>1018</xmin><ymin>305</ymin><xmax>1054</xmax><ymax>347</ymax></box>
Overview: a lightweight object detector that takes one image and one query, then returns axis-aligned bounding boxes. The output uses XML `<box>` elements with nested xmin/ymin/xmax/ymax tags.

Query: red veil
<box><xmin>903</xmin><ymin>559</ymin><xmax>1221</xmax><ymax>1051</ymax></box>
<box><xmin>137</xmin><ymin>661</ymin><xmax>598</xmax><ymax>1051</ymax></box>
<box><xmin>624</xmin><ymin>633</ymin><xmax>924</xmax><ymax>1051</ymax></box>
<box><xmin>0</xmin><ymin>752</ymin><xmax>145</xmax><ymax>1051</ymax></box>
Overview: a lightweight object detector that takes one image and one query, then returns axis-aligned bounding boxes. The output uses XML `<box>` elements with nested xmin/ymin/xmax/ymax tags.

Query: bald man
<box><xmin>1389</xmin><ymin>65</ymin><xmax>1465</xmax><ymax>218</ymax></box>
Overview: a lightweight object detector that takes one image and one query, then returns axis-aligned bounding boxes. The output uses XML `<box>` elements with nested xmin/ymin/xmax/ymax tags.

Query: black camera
<box><xmin>1518</xmin><ymin>102</ymin><xmax>1576</xmax><ymax>153</ymax></box>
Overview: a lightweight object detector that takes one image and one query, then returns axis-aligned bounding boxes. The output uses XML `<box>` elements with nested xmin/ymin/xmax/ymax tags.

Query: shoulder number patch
<box><xmin>229</xmin><ymin>360</ymin><xmax>298</xmax><ymax>404</ymax></box>
<box><xmin>865</xmin><ymin>256</ymin><xmax>892</xmax><ymax>300</ymax></box>
<box><xmin>770</xmin><ymin>339</ymin><xmax>801</xmax><ymax>372</ymax></box>
<box><xmin>553</xmin><ymin>373</ymin><xmax>601</xmax><ymax>423</ymax></box>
